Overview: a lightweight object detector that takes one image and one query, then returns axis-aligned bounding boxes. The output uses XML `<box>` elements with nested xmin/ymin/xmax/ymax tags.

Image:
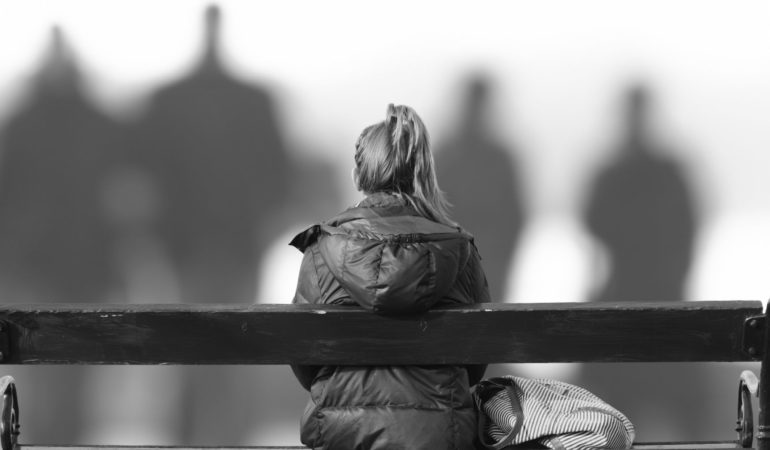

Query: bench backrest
<box><xmin>0</xmin><ymin>300</ymin><xmax>763</xmax><ymax>365</ymax></box>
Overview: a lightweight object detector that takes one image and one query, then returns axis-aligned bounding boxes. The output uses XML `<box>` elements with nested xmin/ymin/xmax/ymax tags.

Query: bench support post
<box><xmin>758</xmin><ymin>304</ymin><xmax>770</xmax><ymax>450</ymax></box>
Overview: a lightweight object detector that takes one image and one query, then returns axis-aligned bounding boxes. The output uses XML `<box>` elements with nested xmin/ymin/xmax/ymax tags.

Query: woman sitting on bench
<box><xmin>289</xmin><ymin>103</ymin><xmax>490</xmax><ymax>450</ymax></box>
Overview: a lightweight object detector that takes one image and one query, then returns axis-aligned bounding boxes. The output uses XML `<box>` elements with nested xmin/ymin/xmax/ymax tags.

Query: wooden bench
<box><xmin>0</xmin><ymin>300</ymin><xmax>767</xmax><ymax>449</ymax></box>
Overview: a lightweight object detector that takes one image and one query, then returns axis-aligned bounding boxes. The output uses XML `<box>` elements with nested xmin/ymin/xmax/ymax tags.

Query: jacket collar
<box><xmin>355</xmin><ymin>192</ymin><xmax>408</xmax><ymax>208</ymax></box>
<box><xmin>328</xmin><ymin>192</ymin><xmax>421</xmax><ymax>227</ymax></box>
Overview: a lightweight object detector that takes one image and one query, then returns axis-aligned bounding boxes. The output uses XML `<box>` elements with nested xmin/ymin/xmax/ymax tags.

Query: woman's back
<box><xmin>290</xmin><ymin>105</ymin><xmax>490</xmax><ymax>450</ymax></box>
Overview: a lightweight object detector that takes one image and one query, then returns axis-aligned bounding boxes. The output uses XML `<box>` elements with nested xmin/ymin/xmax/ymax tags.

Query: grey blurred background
<box><xmin>0</xmin><ymin>0</ymin><xmax>768</xmax><ymax>446</ymax></box>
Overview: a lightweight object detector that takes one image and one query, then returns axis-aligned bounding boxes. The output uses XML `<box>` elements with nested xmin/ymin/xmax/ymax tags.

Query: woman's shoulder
<box><xmin>288</xmin><ymin>193</ymin><xmax>478</xmax><ymax>251</ymax></box>
<box><xmin>287</xmin><ymin>202</ymin><xmax>365</xmax><ymax>252</ymax></box>
<box><xmin>288</xmin><ymin>224</ymin><xmax>322</xmax><ymax>253</ymax></box>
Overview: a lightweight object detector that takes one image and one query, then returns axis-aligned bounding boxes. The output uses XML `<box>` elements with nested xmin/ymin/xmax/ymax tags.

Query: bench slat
<box><xmin>0</xmin><ymin>301</ymin><xmax>762</xmax><ymax>365</ymax></box>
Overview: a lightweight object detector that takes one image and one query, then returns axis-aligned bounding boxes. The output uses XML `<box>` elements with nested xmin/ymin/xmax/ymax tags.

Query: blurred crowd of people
<box><xmin>0</xmin><ymin>4</ymin><xmax>744</xmax><ymax>447</ymax></box>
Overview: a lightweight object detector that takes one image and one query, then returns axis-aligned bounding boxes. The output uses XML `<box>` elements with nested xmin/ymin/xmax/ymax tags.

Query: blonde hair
<box><xmin>354</xmin><ymin>104</ymin><xmax>455</xmax><ymax>226</ymax></box>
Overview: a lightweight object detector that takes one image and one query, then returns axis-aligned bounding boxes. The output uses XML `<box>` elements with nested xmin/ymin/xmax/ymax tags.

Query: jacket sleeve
<box><xmin>468</xmin><ymin>242</ymin><xmax>492</xmax><ymax>303</ymax></box>
<box><xmin>291</xmin><ymin>247</ymin><xmax>322</xmax><ymax>391</ymax></box>
<box><xmin>466</xmin><ymin>243</ymin><xmax>490</xmax><ymax>386</ymax></box>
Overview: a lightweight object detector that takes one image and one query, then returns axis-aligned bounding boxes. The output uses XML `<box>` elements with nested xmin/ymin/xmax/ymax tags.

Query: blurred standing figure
<box><xmin>0</xmin><ymin>27</ymin><xmax>119</xmax><ymax>303</ymax></box>
<box><xmin>134</xmin><ymin>5</ymin><xmax>291</xmax><ymax>305</ymax></box>
<box><xmin>132</xmin><ymin>5</ymin><xmax>293</xmax><ymax>444</ymax></box>
<box><xmin>435</xmin><ymin>75</ymin><xmax>525</xmax><ymax>302</ymax></box>
<box><xmin>579</xmin><ymin>85</ymin><xmax>705</xmax><ymax>442</ymax></box>
<box><xmin>584</xmin><ymin>85</ymin><xmax>696</xmax><ymax>302</ymax></box>
<box><xmin>0</xmin><ymin>27</ymin><xmax>122</xmax><ymax>443</ymax></box>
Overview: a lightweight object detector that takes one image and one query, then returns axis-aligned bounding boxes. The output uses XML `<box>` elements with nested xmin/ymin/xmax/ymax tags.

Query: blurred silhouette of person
<box><xmin>0</xmin><ymin>27</ymin><xmax>123</xmax><ymax>443</ymax></box>
<box><xmin>0</xmin><ymin>27</ymin><xmax>120</xmax><ymax>303</ymax></box>
<box><xmin>435</xmin><ymin>74</ymin><xmax>525</xmax><ymax>302</ymax></box>
<box><xmin>135</xmin><ymin>5</ymin><xmax>291</xmax><ymax>305</ymax></box>
<box><xmin>132</xmin><ymin>5</ymin><xmax>296</xmax><ymax>444</ymax></box>
<box><xmin>584</xmin><ymin>84</ymin><xmax>696</xmax><ymax>303</ymax></box>
<box><xmin>579</xmin><ymin>84</ymin><xmax>709</xmax><ymax>442</ymax></box>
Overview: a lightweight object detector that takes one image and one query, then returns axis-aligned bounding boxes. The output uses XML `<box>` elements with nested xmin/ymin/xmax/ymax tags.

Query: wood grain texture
<box><xmin>0</xmin><ymin>301</ymin><xmax>762</xmax><ymax>365</ymax></box>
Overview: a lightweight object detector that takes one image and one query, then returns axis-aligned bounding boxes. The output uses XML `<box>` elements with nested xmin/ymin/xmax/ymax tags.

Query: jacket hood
<box><xmin>290</xmin><ymin>194</ymin><xmax>474</xmax><ymax>314</ymax></box>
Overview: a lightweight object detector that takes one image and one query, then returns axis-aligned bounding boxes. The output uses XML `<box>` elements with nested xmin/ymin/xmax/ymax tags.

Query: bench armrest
<box><xmin>738</xmin><ymin>370</ymin><xmax>759</xmax><ymax>448</ymax></box>
<box><xmin>0</xmin><ymin>375</ymin><xmax>19</xmax><ymax>450</ymax></box>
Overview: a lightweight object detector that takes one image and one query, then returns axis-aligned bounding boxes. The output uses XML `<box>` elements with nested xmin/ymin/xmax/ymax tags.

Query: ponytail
<box><xmin>355</xmin><ymin>104</ymin><xmax>455</xmax><ymax>227</ymax></box>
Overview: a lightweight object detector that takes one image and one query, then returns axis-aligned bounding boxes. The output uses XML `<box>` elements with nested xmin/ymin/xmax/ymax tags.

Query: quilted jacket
<box><xmin>289</xmin><ymin>192</ymin><xmax>490</xmax><ymax>450</ymax></box>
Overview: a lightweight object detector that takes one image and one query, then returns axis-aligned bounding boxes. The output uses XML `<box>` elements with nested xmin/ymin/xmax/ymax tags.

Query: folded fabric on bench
<box><xmin>475</xmin><ymin>375</ymin><xmax>635</xmax><ymax>449</ymax></box>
